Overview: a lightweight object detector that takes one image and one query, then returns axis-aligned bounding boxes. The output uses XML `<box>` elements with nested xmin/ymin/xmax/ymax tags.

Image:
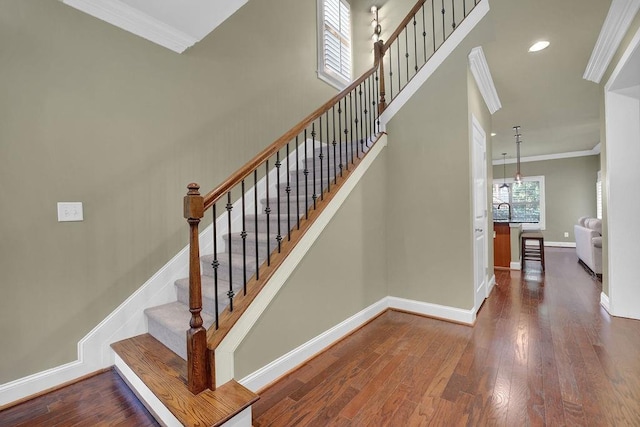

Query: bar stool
<box><xmin>521</xmin><ymin>230</ymin><xmax>545</xmax><ymax>272</ymax></box>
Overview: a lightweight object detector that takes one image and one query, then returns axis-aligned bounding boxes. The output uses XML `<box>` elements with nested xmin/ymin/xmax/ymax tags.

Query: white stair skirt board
<box><xmin>378</xmin><ymin>0</ymin><xmax>490</xmax><ymax>125</ymax></box>
<box><xmin>0</xmin><ymin>140</ymin><xmax>318</xmax><ymax>407</ymax></box>
<box><xmin>216</xmin><ymin>134</ymin><xmax>388</xmax><ymax>387</ymax></box>
<box><xmin>510</xmin><ymin>260</ymin><xmax>521</xmax><ymax>270</ymax></box>
<box><xmin>239</xmin><ymin>294</ymin><xmax>475</xmax><ymax>392</ymax></box>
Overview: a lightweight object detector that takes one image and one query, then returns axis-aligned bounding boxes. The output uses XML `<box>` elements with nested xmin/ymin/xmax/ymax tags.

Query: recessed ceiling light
<box><xmin>529</xmin><ymin>41</ymin><xmax>550</xmax><ymax>52</ymax></box>
<box><xmin>491</xmin><ymin>132</ymin><xmax>497</xmax><ymax>136</ymax></box>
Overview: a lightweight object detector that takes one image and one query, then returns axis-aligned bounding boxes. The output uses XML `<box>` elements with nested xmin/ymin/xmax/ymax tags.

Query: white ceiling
<box><xmin>484</xmin><ymin>0</ymin><xmax>612</xmax><ymax>160</ymax></box>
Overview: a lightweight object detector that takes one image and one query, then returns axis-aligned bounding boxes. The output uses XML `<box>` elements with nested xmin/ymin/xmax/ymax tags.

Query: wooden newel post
<box><xmin>374</xmin><ymin>40</ymin><xmax>387</xmax><ymax>114</ymax></box>
<box><xmin>183</xmin><ymin>183</ymin><xmax>210</xmax><ymax>394</ymax></box>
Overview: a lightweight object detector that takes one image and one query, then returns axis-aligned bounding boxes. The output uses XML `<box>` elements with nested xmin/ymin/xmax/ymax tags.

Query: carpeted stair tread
<box><xmin>144</xmin><ymin>301</ymin><xmax>214</xmax><ymax>360</ymax></box>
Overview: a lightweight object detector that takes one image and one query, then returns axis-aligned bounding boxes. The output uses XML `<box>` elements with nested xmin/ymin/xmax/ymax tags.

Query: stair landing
<box><xmin>112</xmin><ymin>334</ymin><xmax>258</xmax><ymax>427</ymax></box>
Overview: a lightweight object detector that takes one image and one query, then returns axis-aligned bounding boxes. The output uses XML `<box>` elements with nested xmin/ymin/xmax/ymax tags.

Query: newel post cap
<box><xmin>184</xmin><ymin>183</ymin><xmax>204</xmax><ymax>219</ymax></box>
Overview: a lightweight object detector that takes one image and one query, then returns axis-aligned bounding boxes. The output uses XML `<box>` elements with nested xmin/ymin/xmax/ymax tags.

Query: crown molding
<box><xmin>583</xmin><ymin>0</ymin><xmax>640</xmax><ymax>83</ymax></box>
<box><xmin>468</xmin><ymin>46</ymin><xmax>502</xmax><ymax>114</ymax></box>
<box><xmin>492</xmin><ymin>144</ymin><xmax>601</xmax><ymax>165</ymax></box>
<box><xmin>62</xmin><ymin>0</ymin><xmax>198</xmax><ymax>53</ymax></box>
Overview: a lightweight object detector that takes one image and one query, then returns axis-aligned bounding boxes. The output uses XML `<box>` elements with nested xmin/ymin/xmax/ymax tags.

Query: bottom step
<box><xmin>112</xmin><ymin>334</ymin><xmax>258</xmax><ymax>427</ymax></box>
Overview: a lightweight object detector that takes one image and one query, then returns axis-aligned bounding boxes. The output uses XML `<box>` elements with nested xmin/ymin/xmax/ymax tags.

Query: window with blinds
<box><xmin>318</xmin><ymin>0</ymin><xmax>351</xmax><ymax>89</ymax></box>
<box><xmin>492</xmin><ymin>175</ymin><xmax>546</xmax><ymax>229</ymax></box>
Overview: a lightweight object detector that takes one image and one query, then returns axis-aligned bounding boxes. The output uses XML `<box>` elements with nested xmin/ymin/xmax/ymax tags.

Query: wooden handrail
<box><xmin>202</xmin><ymin>59</ymin><xmax>382</xmax><ymax>211</ymax></box>
<box><xmin>382</xmin><ymin>0</ymin><xmax>427</xmax><ymax>53</ymax></box>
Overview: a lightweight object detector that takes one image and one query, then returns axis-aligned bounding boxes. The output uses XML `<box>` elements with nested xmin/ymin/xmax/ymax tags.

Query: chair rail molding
<box><xmin>468</xmin><ymin>46</ymin><xmax>502</xmax><ymax>114</ymax></box>
<box><xmin>61</xmin><ymin>0</ymin><xmax>248</xmax><ymax>53</ymax></box>
<box><xmin>583</xmin><ymin>0</ymin><xmax>640</xmax><ymax>83</ymax></box>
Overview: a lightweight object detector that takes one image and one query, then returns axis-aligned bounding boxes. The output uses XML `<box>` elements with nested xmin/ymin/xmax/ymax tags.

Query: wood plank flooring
<box><xmin>253</xmin><ymin>248</ymin><xmax>640</xmax><ymax>426</ymax></box>
<box><xmin>0</xmin><ymin>368</ymin><xmax>159</xmax><ymax>426</ymax></box>
<box><xmin>3</xmin><ymin>248</ymin><xmax>640</xmax><ymax>426</ymax></box>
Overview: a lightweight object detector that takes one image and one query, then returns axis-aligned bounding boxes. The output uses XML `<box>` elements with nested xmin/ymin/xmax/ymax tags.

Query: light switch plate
<box><xmin>57</xmin><ymin>202</ymin><xmax>84</xmax><ymax>222</ymax></box>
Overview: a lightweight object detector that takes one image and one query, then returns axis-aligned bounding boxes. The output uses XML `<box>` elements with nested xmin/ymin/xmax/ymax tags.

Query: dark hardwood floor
<box><xmin>253</xmin><ymin>248</ymin><xmax>640</xmax><ymax>426</ymax></box>
<box><xmin>3</xmin><ymin>248</ymin><xmax>640</xmax><ymax>426</ymax></box>
<box><xmin>0</xmin><ymin>368</ymin><xmax>159</xmax><ymax>426</ymax></box>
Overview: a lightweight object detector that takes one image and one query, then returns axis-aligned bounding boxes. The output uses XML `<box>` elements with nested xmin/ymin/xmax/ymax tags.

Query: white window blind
<box><xmin>318</xmin><ymin>0</ymin><xmax>351</xmax><ymax>88</ymax></box>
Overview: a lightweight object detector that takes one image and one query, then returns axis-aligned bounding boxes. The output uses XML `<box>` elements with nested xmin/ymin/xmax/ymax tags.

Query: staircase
<box><xmin>109</xmin><ymin>0</ymin><xmax>487</xmax><ymax>425</ymax></box>
<box><xmin>143</xmin><ymin>143</ymin><xmax>357</xmax><ymax>360</ymax></box>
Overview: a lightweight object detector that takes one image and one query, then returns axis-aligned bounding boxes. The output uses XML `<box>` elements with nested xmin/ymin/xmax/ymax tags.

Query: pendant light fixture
<box><xmin>513</xmin><ymin>126</ymin><xmax>523</xmax><ymax>183</ymax></box>
<box><xmin>499</xmin><ymin>152</ymin><xmax>509</xmax><ymax>189</ymax></box>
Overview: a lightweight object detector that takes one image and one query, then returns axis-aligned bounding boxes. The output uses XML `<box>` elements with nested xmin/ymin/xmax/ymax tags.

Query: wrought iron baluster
<box><xmin>338</xmin><ymin>101</ymin><xmax>343</xmax><ymax>177</ymax></box>
<box><xmin>374</xmin><ymin>70</ymin><xmax>380</xmax><ymax>134</ymax></box>
<box><xmin>422</xmin><ymin>5</ymin><xmax>427</xmax><ymax>63</ymax></box>
<box><xmin>405</xmin><ymin>28</ymin><xmax>409</xmax><ymax>83</ymax></box>
<box><xmin>276</xmin><ymin>152</ymin><xmax>282</xmax><ymax>253</ymax></box>
<box><xmin>241</xmin><ymin>180</ymin><xmax>247</xmax><ymax>295</ymax></box>
<box><xmin>441</xmin><ymin>0</ymin><xmax>446</xmax><ymax>42</ymax></box>
<box><xmin>355</xmin><ymin>85</ymin><xmax>361</xmax><ymax>159</ymax></box>
<box><xmin>311</xmin><ymin>123</ymin><xmax>317</xmax><ymax>210</ymax></box>
<box><xmin>212</xmin><ymin>203</ymin><xmax>219</xmax><ymax>329</ymax></box>
<box><xmin>286</xmin><ymin>142</ymin><xmax>291</xmax><ymax>241</ymax></box>
<box><xmin>304</xmin><ymin>129</ymin><xmax>309</xmax><ymax>218</ymax></box>
<box><xmin>343</xmin><ymin>98</ymin><xmax>349</xmax><ymax>171</ymax></box>
<box><xmin>254</xmin><ymin>170</ymin><xmax>259</xmax><ymax>280</ymax></box>
<box><xmin>388</xmin><ymin>45</ymin><xmax>393</xmax><ymax>100</ymax></box>
<box><xmin>396</xmin><ymin>42</ymin><xmax>401</xmax><ymax>94</ymax></box>
<box><xmin>432</xmin><ymin>0</ymin><xmax>437</xmax><ymax>52</ymax></box>
<box><xmin>226</xmin><ymin>192</ymin><xmax>234</xmax><ymax>311</ymax></box>
<box><xmin>325</xmin><ymin>111</ymin><xmax>331</xmax><ymax>192</ymax></box>
<box><xmin>413</xmin><ymin>15</ymin><xmax>418</xmax><ymax>73</ymax></box>
<box><xmin>349</xmin><ymin>91</ymin><xmax>354</xmax><ymax>166</ymax></box>
<box><xmin>296</xmin><ymin>135</ymin><xmax>300</xmax><ymax>229</ymax></box>
<box><xmin>319</xmin><ymin>116</ymin><xmax>323</xmax><ymax>201</ymax></box>
<box><xmin>332</xmin><ymin>105</ymin><xmax>338</xmax><ymax>184</ymax></box>
<box><xmin>451</xmin><ymin>0</ymin><xmax>456</xmax><ymax>29</ymax></box>
<box><xmin>356</xmin><ymin>82</ymin><xmax>366</xmax><ymax>158</ymax></box>
<box><xmin>265</xmin><ymin>161</ymin><xmax>271</xmax><ymax>266</ymax></box>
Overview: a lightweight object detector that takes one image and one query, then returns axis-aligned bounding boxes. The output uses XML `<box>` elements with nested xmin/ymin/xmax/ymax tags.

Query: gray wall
<box><xmin>384</xmin><ymin>19</ymin><xmax>494</xmax><ymax>310</ymax></box>
<box><xmin>492</xmin><ymin>156</ymin><xmax>600</xmax><ymax>243</ymax></box>
<box><xmin>234</xmin><ymin>149</ymin><xmax>388</xmax><ymax>378</ymax></box>
<box><xmin>0</xmin><ymin>0</ymin><xmax>337</xmax><ymax>383</ymax></box>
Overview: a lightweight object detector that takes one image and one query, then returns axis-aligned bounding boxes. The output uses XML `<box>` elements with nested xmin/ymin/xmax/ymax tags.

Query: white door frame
<box><xmin>471</xmin><ymin>114</ymin><xmax>489</xmax><ymax>318</ymax></box>
<box><xmin>604</xmin><ymin>25</ymin><xmax>640</xmax><ymax>320</ymax></box>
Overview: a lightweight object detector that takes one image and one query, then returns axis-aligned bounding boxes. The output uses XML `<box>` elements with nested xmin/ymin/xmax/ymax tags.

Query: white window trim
<box><xmin>317</xmin><ymin>0</ymin><xmax>352</xmax><ymax>90</ymax></box>
<box><xmin>492</xmin><ymin>175</ymin><xmax>546</xmax><ymax>230</ymax></box>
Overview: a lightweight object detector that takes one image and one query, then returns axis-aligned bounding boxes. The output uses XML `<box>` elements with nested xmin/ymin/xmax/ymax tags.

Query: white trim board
<box><xmin>583</xmin><ymin>0</ymin><xmax>640</xmax><ymax>83</ymax></box>
<box><xmin>379</xmin><ymin>0</ymin><xmax>490</xmax><ymax>125</ymax></box>
<box><xmin>62</xmin><ymin>0</ymin><xmax>248</xmax><ymax>54</ymax></box>
<box><xmin>510</xmin><ymin>261</ymin><xmax>521</xmax><ymax>270</ymax></box>
<box><xmin>491</xmin><ymin>145</ymin><xmax>601</xmax><ymax>165</ymax></box>
<box><xmin>487</xmin><ymin>274</ymin><xmax>496</xmax><ymax>297</ymax></box>
<box><xmin>62</xmin><ymin>0</ymin><xmax>197</xmax><ymax>53</ymax></box>
<box><xmin>239</xmin><ymin>294</ymin><xmax>475</xmax><ymax>392</ymax></box>
<box><xmin>215</xmin><ymin>135</ymin><xmax>389</xmax><ymax>387</ymax></box>
<box><xmin>468</xmin><ymin>46</ymin><xmax>502</xmax><ymax>114</ymax></box>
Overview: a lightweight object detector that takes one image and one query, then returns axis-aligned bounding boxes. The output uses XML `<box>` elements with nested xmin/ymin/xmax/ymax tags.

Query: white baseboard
<box><xmin>510</xmin><ymin>261</ymin><xmax>521</xmax><ymax>270</ymax></box>
<box><xmin>545</xmin><ymin>241</ymin><xmax>576</xmax><ymax>248</ymax></box>
<box><xmin>487</xmin><ymin>274</ymin><xmax>496</xmax><ymax>296</ymax></box>
<box><xmin>387</xmin><ymin>296</ymin><xmax>475</xmax><ymax>325</ymax></box>
<box><xmin>239</xmin><ymin>293</ymin><xmax>475</xmax><ymax>393</ymax></box>
<box><xmin>600</xmin><ymin>292</ymin><xmax>611</xmax><ymax>314</ymax></box>
<box><xmin>239</xmin><ymin>298</ymin><xmax>388</xmax><ymax>392</ymax></box>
